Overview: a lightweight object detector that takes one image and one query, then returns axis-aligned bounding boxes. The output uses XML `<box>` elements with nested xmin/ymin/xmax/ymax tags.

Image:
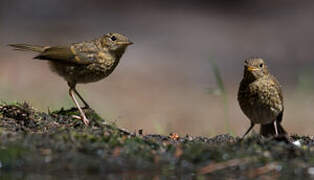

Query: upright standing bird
<box><xmin>9</xmin><ymin>33</ymin><xmax>133</xmax><ymax>126</ymax></box>
<box><xmin>238</xmin><ymin>57</ymin><xmax>287</xmax><ymax>138</ymax></box>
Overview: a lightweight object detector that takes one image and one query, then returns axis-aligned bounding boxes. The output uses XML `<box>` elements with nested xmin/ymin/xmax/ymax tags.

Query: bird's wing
<box><xmin>270</xmin><ymin>75</ymin><xmax>284</xmax><ymax>123</ymax></box>
<box><xmin>35</xmin><ymin>44</ymin><xmax>99</xmax><ymax>65</ymax></box>
<box><xmin>270</xmin><ymin>75</ymin><xmax>283</xmax><ymax>103</ymax></box>
<box><xmin>264</xmin><ymin>76</ymin><xmax>284</xmax><ymax>116</ymax></box>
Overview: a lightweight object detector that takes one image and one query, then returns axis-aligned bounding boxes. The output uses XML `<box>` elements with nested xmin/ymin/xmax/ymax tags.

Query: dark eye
<box><xmin>259</xmin><ymin>63</ymin><xmax>263</xmax><ymax>68</ymax></box>
<box><xmin>110</xmin><ymin>36</ymin><xmax>117</xmax><ymax>41</ymax></box>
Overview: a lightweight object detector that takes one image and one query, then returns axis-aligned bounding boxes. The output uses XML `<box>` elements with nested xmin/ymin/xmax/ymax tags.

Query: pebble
<box><xmin>292</xmin><ymin>140</ymin><xmax>301</xmax><ymax>147</ymax></box>
<box><xmin>308</xmin><ymin>167</ymin><xmax>314</xmax><ymax>175</ymax></box>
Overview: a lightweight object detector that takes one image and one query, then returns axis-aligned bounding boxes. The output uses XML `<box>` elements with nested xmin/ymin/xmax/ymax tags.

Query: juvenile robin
<box><xmin>9</xmin><ymin>32</ymin><xmax>133</xmax><ymax>126</ymax></box>
<box><xmin>237</xmin><ymin>57</ymin><xmax>287</xmax><ymax>138</ymax></box>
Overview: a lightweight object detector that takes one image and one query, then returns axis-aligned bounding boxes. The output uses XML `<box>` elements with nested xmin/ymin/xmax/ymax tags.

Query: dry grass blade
<box><xmin>198</xmin><ymin>157</ymin><xmax>250</xmax><ymax>174</ymax></box>
<box><xmin>248</xmin><ymin>162</ymin><xmax>280</xmax><ymax>178</ymax></box>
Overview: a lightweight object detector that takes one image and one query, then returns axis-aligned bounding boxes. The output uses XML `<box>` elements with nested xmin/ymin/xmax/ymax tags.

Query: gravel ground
<box><xmin>0</xmin><ymin>103</ymin><xmax>314</xmax><ymax>179</ymax></box>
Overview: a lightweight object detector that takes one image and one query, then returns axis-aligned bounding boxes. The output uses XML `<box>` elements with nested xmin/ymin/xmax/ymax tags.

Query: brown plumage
<box><xmin>9</xmin><ymin>32</ymin><xmax>133</xmax><ymax>126</ymax></box>
<box><xmin>237</xmin><ymin>57</ymin><xmax>287</xmax><ymax>138</ymax></box>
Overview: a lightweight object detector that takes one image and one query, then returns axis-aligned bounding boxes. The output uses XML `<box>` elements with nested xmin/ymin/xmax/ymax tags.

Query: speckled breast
<box><xmin>49</xmin><ymin>61</ymin><xmax>119</xmax><ymax>84</ymax></box>
<box><xmin>238</xmin><ymin>79</ymin><xmax>283</xmax><ymax>125</ymax></box>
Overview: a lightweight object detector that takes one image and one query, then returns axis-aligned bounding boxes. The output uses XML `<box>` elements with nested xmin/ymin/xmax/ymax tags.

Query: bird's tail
<box><xmin>260</xmin><ymin>121</ymin><xmax>287</xmax><ymax>137</ymax></box>
<box><xmin>8</xmin><ymin>44</ymin><xmax>48</xmax><ymax>53</ymax></box>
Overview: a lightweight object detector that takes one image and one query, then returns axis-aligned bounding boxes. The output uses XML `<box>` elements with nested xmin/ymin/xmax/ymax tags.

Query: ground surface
<box><xmin>0</xmin><ymin>103</ymin><xmax>314</xmax><ymax>179</ymax></box>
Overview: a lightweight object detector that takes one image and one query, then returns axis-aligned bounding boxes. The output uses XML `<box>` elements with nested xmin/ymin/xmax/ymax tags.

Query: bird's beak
<box><xmin>117</xmin><ymin>41</ymin><xmax>133</xmax><ymax>46</ymax></box>
<box><xmin>247</xmin><ymin>66</ymin><xmax>259</xmax><ymax>71</ymax></box>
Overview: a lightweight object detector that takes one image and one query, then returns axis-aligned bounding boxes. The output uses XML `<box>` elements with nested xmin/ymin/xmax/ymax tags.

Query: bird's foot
<box><xmin>273</xmin><ymin>134</ymin><xmax>290</xmax><ymax>143</ymax></box>
<box><xmin>72</xmin><ymin>115</ymin><xmax>89</xmax><ymax>126</ymax></box>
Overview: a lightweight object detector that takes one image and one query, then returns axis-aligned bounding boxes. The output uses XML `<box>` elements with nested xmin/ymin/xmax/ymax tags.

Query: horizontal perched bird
<box><xmin>237</xmin><ymin>57</ymin><xmax>287</xmax><ymax>138</ymax></box>
<box><xmin>9</xmin><ymin>32</ymin><xmax>133</xmax><ymax>125</ymax></box>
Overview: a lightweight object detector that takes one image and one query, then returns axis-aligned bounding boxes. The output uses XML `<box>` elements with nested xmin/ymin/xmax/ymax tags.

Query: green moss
<box><xmin>0</xmin><ymin>145</ymin><xmax>28</xmax><ymax>168</ymax></box>
<box><xmin>1</xmin><ymin>102</ymin><xmax>314</xmax><ymax>179</ymax></box>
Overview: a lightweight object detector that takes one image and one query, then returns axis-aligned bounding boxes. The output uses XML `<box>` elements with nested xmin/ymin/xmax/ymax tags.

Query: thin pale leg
<box><xmin>69</xmin><ymin>88</ymin><xmax>89</xmax><ymax>125</ymax></box>
<box><xmin>242</xmin><ymin>123</ymin><xmax>255</xmax><ymax>139</ymax></box>
<box><xmin>273</xmin><ymin>121</ymin><xmax>279</xmax><ymax>136</ymax></box>
<box><xmin>73</xmin><ymin>88</ymin><xmax>90</xmax><ymax>108</ymax></box>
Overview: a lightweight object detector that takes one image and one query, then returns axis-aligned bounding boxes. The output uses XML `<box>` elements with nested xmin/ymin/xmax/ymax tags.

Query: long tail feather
<box><xmin>8</xmin><ymin>44</ymin><xmax>47</xmax><ymax>53</ymax></box>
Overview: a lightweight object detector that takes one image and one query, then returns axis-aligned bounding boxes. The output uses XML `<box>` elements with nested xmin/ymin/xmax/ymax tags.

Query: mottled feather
<box><xmin>8</xmin><ymin>33</ymin><xmax>133</xmax><ymax>126</ymax></box>
<box><xmin>238</xmin><ymin>57</ymin><xmax>287</xmax><ymax>138</ymax></box>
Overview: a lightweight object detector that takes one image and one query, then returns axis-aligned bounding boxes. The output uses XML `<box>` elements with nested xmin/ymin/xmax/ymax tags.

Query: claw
<box><xmin>72</xmin><ymin>115</ymin><xmax>89</xmax><ymax>125</ymax></box>
<box><xmin>82</xmin><ymin>117</ymin><xmax>89</xmax><ymax>126</ymax></box>
<box><xmin>72</xmin><ymin>115</ymin><xmax>81</xmax><ymax>119</ymax></box>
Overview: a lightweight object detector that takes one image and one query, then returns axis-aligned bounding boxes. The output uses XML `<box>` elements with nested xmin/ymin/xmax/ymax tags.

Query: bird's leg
<box><xmin>69</xmin><ymin>88</ymin><xmax>89</xmax><ymax>126</ymax></box>
<box><xmin>273</xmin><ymin>121</ymin><xmax>279</xmax><ymax>136</ymax></box>
<box><xmin>67</xmin><ymin>82</ymin><xmax>90</xmax><ymax>108</ymax></box>
<box><xmin>73</xmin><ymin>88</ymin><xmax>90</xmax><ymax>109</ymax></box>
<box><xmin>242</xmin><ymin>123</ymin><xmax>255</xmax><ymax>139</ymax></box>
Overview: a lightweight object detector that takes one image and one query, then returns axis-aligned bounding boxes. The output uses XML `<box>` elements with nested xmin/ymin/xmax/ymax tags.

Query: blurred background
<box><xmin>1</xmin><ymin>0</ymin><xmax>314</xmax><ymax>136</ymax></box>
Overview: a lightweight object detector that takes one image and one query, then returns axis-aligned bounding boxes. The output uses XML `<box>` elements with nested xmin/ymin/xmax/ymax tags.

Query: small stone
<box><xmin>308</xmin><ymin>167</ymin><xmax>314</xmax><ymax>175</ymax></box>
<box><xmin>292</xmin><ymin>140</ymin><xmax>301</xmax><ymax>147</ymax></box>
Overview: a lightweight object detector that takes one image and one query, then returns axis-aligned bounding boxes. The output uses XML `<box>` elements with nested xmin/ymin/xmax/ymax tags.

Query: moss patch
<box><xmin>0</xmin><ymin>103</ymin><xmax>314</xmax><ymax>179</ymax></box>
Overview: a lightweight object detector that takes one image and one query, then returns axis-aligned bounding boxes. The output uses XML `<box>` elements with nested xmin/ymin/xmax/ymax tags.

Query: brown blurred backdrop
<box><xmin>1</xmin><ymin>0</ymin><xmax>314</xmax><ymax>136</ymax></box>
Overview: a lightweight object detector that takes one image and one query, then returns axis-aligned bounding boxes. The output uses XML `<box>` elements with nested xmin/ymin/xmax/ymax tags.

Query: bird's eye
<box><xmin>259</xmin><ymin>63</ymin><xmax>263</xmax><ymax>68</ymax></box>
<box><xmin>110</xmin><ymin>36</ymin><xmax>117</xmax><ymax>41</ymax></box>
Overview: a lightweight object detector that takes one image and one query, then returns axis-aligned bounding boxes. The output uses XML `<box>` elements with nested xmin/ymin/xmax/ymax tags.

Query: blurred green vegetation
<box><xmin>207</xmin><ymin>59</ymin><xmax>233</xmax><ymax>135</ymax></box>
<box><xmin>296</xmin><ymin>69</ymin><xmax>314</xmax><ymax>93</ymax></box>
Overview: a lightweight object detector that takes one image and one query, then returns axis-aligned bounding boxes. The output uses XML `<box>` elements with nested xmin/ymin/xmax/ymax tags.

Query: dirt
<box><xmin>0</xmin><ymin>103</ymin><xmax>314</xmax><ymax>179</ymax></box>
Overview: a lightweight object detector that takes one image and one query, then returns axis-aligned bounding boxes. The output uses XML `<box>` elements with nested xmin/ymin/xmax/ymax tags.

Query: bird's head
<box><xmin>101</xmin><ymin>32</ymin><xmax>133</xmax><ymax>54</ymax></box>
<box><xmin>243</xmin><ymin>57</ymin><xmax>269</xmax><ymax>80</ymax></box>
